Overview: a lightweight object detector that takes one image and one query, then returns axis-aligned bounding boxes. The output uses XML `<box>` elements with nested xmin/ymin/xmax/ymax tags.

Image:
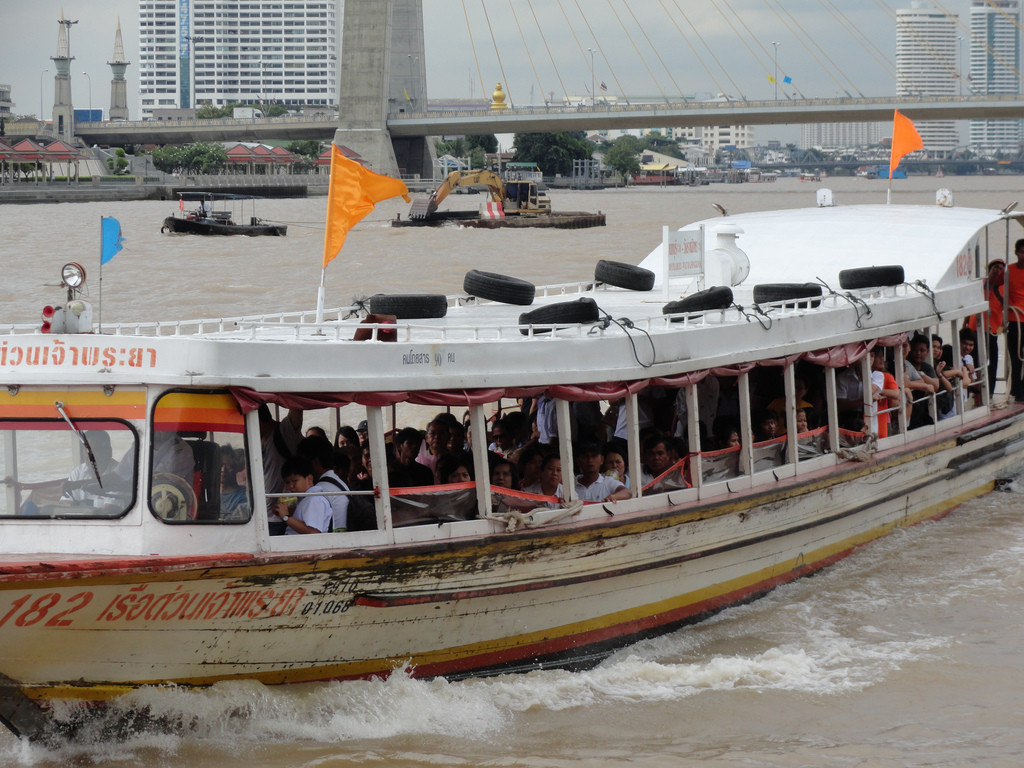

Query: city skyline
<box><xmin>0</xmin><ymin>0</ymin><xmax>1002</xmax><ymax>145</ymax></box>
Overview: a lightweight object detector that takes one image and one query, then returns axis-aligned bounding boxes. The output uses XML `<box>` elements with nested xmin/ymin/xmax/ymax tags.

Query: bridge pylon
<box><xmin>334</xmin><ymin>0</ymin><xmax>434</xmax><ymax>178</ymax></box>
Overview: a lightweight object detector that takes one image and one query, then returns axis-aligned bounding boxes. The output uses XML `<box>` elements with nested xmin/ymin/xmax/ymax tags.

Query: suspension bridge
<box><xmin>70</xmin><ymin>0</ymin><xmax>1024</xmax><ymax>176</ymax></box>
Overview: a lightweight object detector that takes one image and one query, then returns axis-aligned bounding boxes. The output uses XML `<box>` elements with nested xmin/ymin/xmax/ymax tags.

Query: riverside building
<box><xmin>138</xmin><ymin>0</ymin><xmax>339</xmax><ymax>117</ymax></box>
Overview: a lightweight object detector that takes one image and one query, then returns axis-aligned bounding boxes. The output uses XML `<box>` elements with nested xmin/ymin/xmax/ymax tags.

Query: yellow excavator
<box><xmin>409</xmin><ymin>170</ymin><xmax>551</xmax><ymax>220</ymax></box>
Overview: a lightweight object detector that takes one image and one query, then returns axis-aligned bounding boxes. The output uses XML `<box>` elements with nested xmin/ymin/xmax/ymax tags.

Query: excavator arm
<box><xmin>411</xmin><ymin>170</ymin><xmax>506</xmax><ymax>219</ymax></box>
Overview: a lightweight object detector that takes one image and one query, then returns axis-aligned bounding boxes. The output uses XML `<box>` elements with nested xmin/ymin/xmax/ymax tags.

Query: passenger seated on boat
<box><xmin>489</xmin><ymin>457</ymin><xmax>518</xmax><ymax>490</ymax></box>
<box><xmin>766</xmin><ymin>376</ymin><xmax>815</xmax><ymax>435</ymax></box>
<box><xmin>602</xmin><ymin>440</ymin><xmax>630</xmax><ymax>489</ymax></box>
<box><xmin>958</xmin><ymin>327</ymin><xmax>981</xmax><ymax>404</ymax></box>
<box><xmin>305</xmin><ymin>426</ymin><xmax>328</xmax><ymax>440</ymax></box>
<box><xmin>218</xmin><ymin>446</ymin><xmax>250</xmax><ymax>520</ymax></box>
<box><xmin>521</xmin><ymin>453</ymin><xmax>563</xmax><ymax>507</ymax></box>
<box><xmin>517</xmin><ymin>445</ymin><xmax>546</xmax><ymax>490</ymax></box>
<box><xmin>488</xmin><ymin>418</ymin><xmax>517</xmax><ymax>458</ymax></box>
<box><xmin>336</xmin><ymin>425</ymin><xmax>360</xmax><ymax>450</ymax></box>
<box><xmin>355</xmin><ymin>420</ymin><xmax>369</xmax><ymax>447</ymax></box>
<box><xmin>868</xmin><ymin>350</ymin><xmax>901</xmax><ymax>439</ymax></box>
<box><xmin>929</xmin><ymin>335</ymin><xmax>958</xmax><ymax>420</ymax></box>
<box><xmin>61</xmin><ymin>431</ymin><xmax>129</xmax><ymax>510</ymax></box>
<box><xmin>276</xmin><ymin>455</ymin><xmax>332</xmax><ymax>535</ymax></box>
<box><xmin>639</xmin><ymin>435</ymin><xmax>673</xmax><ymax>487</ymax></box>
<box><xmin>711</xmin><ymin>417</ymin><xmax>741</xmax><ymax>451</ymax></box>
<box><xmin>297</xmin><ymin>435</ymin><xmax>349</xmax><ymax>532</ymax></box>
<box><xmin>416</xmin><ymin>414</ymin><xmax>456</xmax><ymax>474</ymax></box>
<box><xmin>390</xmin><ymin>427</ymin><xmax>435</xmax><ymax>488</ymax></box>
<box><xmin>752</xmin><ymin>409</ymin><xmax>778</xmax><ymax>442</ymax></box>
<box><xmin>436</xmin><ymin>454</ymin><xmax>473</xmax><ymax>484</ymax></box>
<box><xmin>258</xmin><ymin>404</ymin><xmax>303</xmax><ymax>535</ymax></box>
<box><xmin>574</xmin><ymin>441</ymin><xmax>629</xmax><ymax>503</ymax></box>
<box><xmin>908</xmin><ymin>334</ymin><xmax>940</xmax><ymax>428</ymax></box>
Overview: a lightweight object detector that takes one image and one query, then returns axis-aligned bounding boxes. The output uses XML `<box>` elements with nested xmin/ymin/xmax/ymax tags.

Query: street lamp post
<box><xmin>81</xmin><ymin>71</ymin><xmax>92</xmax><ymax>120</ymax></box>
<box><xmin>957</xmin><ymin>36</ymin><xmax>963</xmax><ymax>96</ymax></box>
<box><xmin>39</xmin><ymin>68</ymin><xmax>49</xmax><ymax>121</ymax></box>
<box><xmin>771</xmin><ymin>41</ymin><xmax>781</xmax><ymax>100</ymax></box>
<box><xmin>587</xmin><ymin>47</ymin><xmax>595</xmax><ymax>108</ymax></box>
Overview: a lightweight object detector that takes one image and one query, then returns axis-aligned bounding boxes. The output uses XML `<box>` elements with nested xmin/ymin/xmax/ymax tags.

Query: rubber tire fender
<box><xmin>838</xmin><ymin>265</ymin><xmax>905</xmax><ymax>290</ymax></box>
<box><xmin>368</xmin><ymin>293</ymin><xmax>448</xmax><ymax>319</ymax></box>
<box><xmin>519</xmin><ymin>297</ymin><xmax>600</xmax><ymax>335</ymax></box>
<box><xmin>463</xmin><ymin>269</ymin><xmax>536</xmax><ymax>306</ymax></box>
<box><xmin>663</xmin><ymin>286</ymin><xmax>734</xmax><ymax>319</ymax></box>
<box><xmin>594</xmin><ymin>259</ymin><xmax>656</xmax><ymax>292</ymax></box>
<box><xmin>753</xmin><ymin>282</ymin><xmax>823</xmax><ymax>308</ymax></box>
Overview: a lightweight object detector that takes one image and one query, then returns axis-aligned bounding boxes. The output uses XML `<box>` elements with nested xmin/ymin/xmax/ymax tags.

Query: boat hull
<box><xmin>0</xmin><ymin>409</ymin><xmax>1020</xmax><ymax>739</ymax></box>
<box><xmin>160</xmin><ymin>216</ymin><xmax>287</xmax><ymax>236</ymax></box>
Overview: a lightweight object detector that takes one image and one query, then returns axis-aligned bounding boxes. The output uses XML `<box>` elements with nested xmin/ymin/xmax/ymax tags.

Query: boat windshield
<box><xmin>0</xmin><ymin>420</ymin><xmax>137</xmax><ymax>519</ymax></box>
<box><xmin>149</xmin><ymin>391</ymin><xmax>252</xmax><ymax>524</ymax></box>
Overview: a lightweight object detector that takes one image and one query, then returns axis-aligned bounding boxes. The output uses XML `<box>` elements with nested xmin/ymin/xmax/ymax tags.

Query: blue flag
<box><xmin>783</xmin><ymin>75</ymin><xmax>792</xmax><ymax>84</ymax></box>
<box><xmin>101</xmin><ymin>216</ymin><xmax>125</xmax><ymax>265</ymax></box>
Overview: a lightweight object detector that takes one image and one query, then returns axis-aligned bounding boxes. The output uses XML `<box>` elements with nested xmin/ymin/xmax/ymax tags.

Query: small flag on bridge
<box><xmin>783</xmin><ymin>75</ymin><xmax>792</xmax><ymax>84</ymax></box>
<box><xmin>600</xmin><ymin>81</ymin><xmax>607</xmax><ymax>92</ymax></box>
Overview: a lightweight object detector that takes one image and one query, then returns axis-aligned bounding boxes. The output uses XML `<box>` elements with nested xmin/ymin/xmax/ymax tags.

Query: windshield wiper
<box><xmin>54</xmin><ymin>401</ymin><xmax>102</xmax><ymax>487</ymax></box>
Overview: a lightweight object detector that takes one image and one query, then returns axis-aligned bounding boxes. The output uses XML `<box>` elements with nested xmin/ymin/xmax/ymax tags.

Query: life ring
<box><xmin>519</xmin><ymin>297</ymin><xmax>600</xmax><ymax>335</ymax></box>
<box><xmin>753</xmin><ymin>282</ymin><xmax>823</xmax><ymax>309</ymax></box>
<box><xmin>594</xmin><ymin>260</ymin><xmax>656</xmax><ymax>292</ymax></box>
<box><xmin>368</xmin><ymin>293</ymin><xmax>448</xmax><ymax>319</ymax></box>
<box><xmin>151</xmin><ymin>473</ymin><xmax>198</xmax><ymax>521</ymax></box>
<box><xmin>663</xmin><ymin>286</ymin><xmax>734</xmax><ymax>320</ymax></box>
<box><xmin>838</xmin><ymin>265</ymin><xmax>905</xmax><ymax>290</ymax></box>
<box><xmin>463</xmin><ymin>269</ymin><xmax>536</xmax><ymax>306</ymax></box>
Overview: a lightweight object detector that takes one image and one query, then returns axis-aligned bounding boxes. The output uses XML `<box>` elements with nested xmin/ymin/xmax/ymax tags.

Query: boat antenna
<box><xmin>1001</xmin><ymin>201</ymin><xmax>1018</xmax><ymax>215</ymax></box>
<box><xmin>712</xmin><ymin>203</ymin><xmax>728</xmax><ymax>217</ymax></box>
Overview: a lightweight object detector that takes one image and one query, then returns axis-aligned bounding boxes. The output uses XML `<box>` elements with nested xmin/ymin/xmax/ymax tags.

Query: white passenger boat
<box><xmin>0</xmin><ymin>188</ymin><xmax>1021</xmax><ymax>740</ymax></box>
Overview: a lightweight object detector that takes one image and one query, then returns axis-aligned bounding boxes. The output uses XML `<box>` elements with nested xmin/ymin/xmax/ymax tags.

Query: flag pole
<box><xmin>98</xmin><ymin>215</ymin><xmax>104</xmax><ymax>334</ymax></box>
<box><xmin>316</xmin><ymin>266</ymin><xmax>326</xmax><ymax>325</ymax></box>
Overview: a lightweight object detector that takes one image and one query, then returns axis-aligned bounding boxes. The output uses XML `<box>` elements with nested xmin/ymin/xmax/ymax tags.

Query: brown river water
<box><xmin>1</xmin><ymin>176</ymin><xmax>1023</xmax><ymax>766</ymax></box>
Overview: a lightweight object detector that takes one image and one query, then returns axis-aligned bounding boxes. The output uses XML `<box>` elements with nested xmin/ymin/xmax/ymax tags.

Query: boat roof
<box><xmin>639</xmin><ymin>202</ymin><xmax>1024</xmax><ymax>290</ymax></box>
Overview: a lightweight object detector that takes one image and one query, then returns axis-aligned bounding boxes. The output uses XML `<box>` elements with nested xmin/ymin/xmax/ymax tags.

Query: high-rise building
<box><xmin>896</xmin><ymin>1</ymin><xmax>959</xmax><ymax>154</ymax></box>
<box><xmin>968</xmin><ymin>0</ymin><xmax>1021</xmax><ymax>154</ymax></box>
<box><xmin>138</xmin><ymin>0</ymin><xmax>339</xmax><ymax>117</ymax></box>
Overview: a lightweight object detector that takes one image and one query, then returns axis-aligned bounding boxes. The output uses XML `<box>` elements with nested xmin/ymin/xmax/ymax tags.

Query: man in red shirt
<box><xmin>1007</xmin><ymin>240</ymin><xmax>1024</xmax><ymax>402</ymax></box>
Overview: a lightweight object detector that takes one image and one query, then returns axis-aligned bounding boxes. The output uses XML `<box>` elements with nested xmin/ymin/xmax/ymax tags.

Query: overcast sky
<box><xmin>4</xmin><ymin>1</ymin><xmax>980</xmax><ymax>142</ymax></box>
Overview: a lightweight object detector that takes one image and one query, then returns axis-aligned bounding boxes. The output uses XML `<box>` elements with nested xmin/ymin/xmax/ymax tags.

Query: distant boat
<box><xmin>161</xmin><ymin>193</ymin><xmax>287</xmax><ymax>236</ymax></box>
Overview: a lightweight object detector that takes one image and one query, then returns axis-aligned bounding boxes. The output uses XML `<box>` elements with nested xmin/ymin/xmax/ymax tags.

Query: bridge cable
<box><xmin>816</xmin><ymin>0</ymin><xmax>900</xmax><ymax>85</ymax></box>
<box><xmin>460</xmin><ymin>0</ymin><xmax>488</xmax><ymax>104</ymax></box>
<box><xmin>622</xmin><ymin>0</ymin><xmax>686</xmax><ymax>100</ymax></box>
<box><xmin>654</xmin><ymin>0</ymin><xmax>728</xmax><ymax>100</ymax></box>
<box><xmin>506</xmin><ymin>1</ymin><xmax>548</xmax><ymax>108</ymax></box>
<box><xmin>763</xmin><ymin>0</ymin><xmax>863</xmax><ymax>98</ymax></box>
<box><xmin>479</xmin><ymin>1</ymin><xmax>516</xmax><ymax>105</ymax></box>
<box><xmin>708</xmin><ymin>0</ymin><xmax>802</xmax><ymax>99</ymax></box>
<box><xmin>567</xmin><ymin>0</ymin><xmax>631</xmax><ymax>105</ymax></box>
<box><xmin>526</xmin><ymin>0</ymin><xmax>571</xmax><ymax>104</ymax></box>
<box><xmin>711</xmin><ymin>0</ymin><xmax>807</xmax><ymax>100</ymax></box>
<box><xmin>602</xmin><ymin>0</ymin><xmax>668</xmax><ymax>104</ymax></box>
<box><xmin>667</xmin><ymin>0</ymin><xmax>747</xmax><ymax>100</ymax></box>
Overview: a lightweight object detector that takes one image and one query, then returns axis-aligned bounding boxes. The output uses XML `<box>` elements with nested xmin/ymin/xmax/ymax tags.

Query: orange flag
<box><xmin>322</xmin><ymin>145</ymin><xmax>410</xmax><ymax>268</ymax></box>
<box><xmin>889</xmin><ymin>110</ymin><xmax>923</xmax><ymax>179</ymax></box>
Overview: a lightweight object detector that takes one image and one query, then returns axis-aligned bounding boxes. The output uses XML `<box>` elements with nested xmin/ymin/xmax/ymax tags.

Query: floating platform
<box><xmin>391</xmin><ymin>211</ymin><xmax>606</xmax><ymax>229</ymax></box>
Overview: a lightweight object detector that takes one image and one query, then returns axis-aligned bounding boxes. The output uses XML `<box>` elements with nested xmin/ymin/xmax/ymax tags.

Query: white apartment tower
<box><xmin>800</xmin><ymin>122</ymin><xmax>884</xmax><ymax>150</ymax></box>
<box><xmin>968</xmin><ymin>0</ymin><xmax>1021</xmax><ymax>154</ymax></box>
<box><xmin>896</xmin><ymin>1</ymin><xmax>959</xmax><ymax>154</ymax></box>
<box><xmin>137</xmin><ymin>0</ymin><xmax>339</xmax><ymax>117</ymax></box>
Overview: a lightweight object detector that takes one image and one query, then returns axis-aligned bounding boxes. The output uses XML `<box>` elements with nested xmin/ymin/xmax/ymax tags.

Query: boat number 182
<box><xmin>0</xmin><ymin>592</ymin><xmax>93</xmax><ymax>628</ymax></box>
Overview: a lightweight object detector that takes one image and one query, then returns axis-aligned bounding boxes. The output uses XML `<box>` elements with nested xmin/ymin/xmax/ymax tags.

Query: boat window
<box><xmin>0</xmin><ymin>419</ymin><xmax>137</xmax><ymax>519</ymax></box>
<box><xmin>149</xmin><ymin>391</ymin><xmax>251</xmax><ymax>524</ymax></box>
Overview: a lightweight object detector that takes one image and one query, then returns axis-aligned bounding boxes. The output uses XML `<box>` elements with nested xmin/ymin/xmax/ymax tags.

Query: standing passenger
<box><xmin>1007</xmin><ymin>241</ymin><xmax>1024</xmax><ymax>402</ymax></box>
